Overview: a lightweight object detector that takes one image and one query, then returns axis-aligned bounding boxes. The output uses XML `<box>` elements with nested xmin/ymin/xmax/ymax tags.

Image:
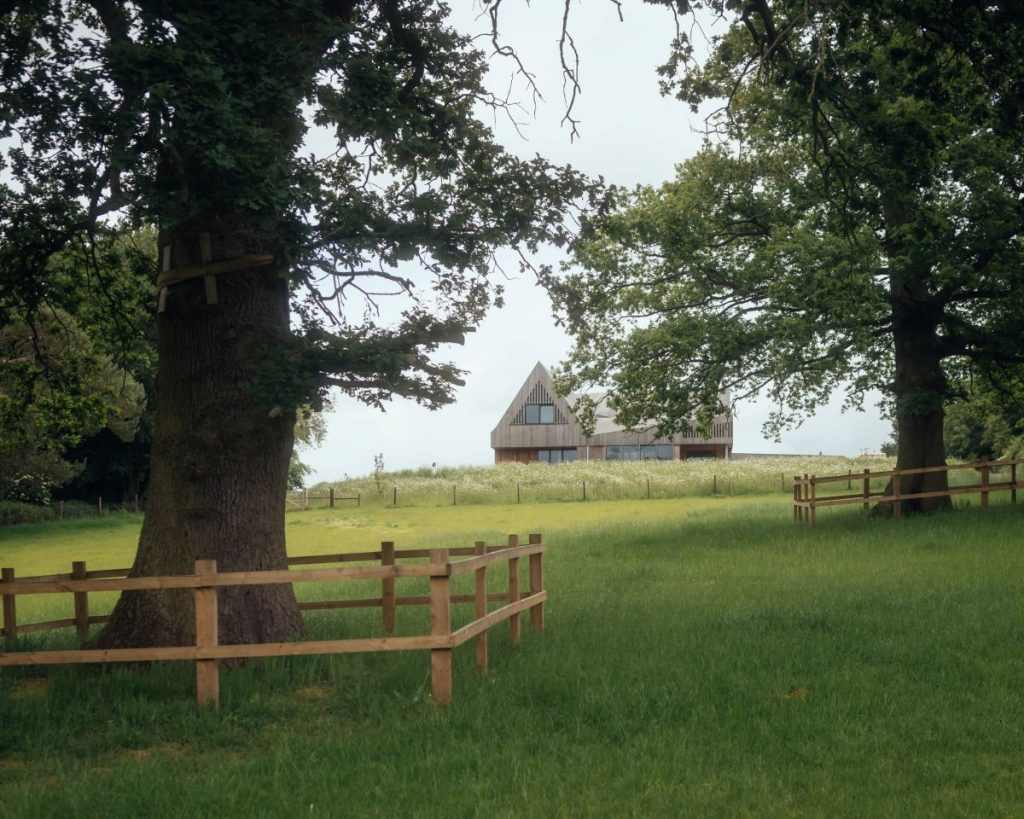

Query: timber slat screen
<box><xmin>793</xmin><ymin>458</ymin><xmax>1023</xmax><ymax>526</ymax></box>
<box><xmin>0</xmin><ymin>535</ymin><xmax>546</xmax><ymax>707</ymax></box>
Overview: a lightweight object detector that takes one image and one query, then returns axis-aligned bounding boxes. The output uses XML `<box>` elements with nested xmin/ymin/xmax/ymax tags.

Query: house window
<box><xmin>524</xmin><ymin>403</ymin><xmax>556</xmax><ymax>424</ymax></box>
<box><xmin>538</xmin><ymin>448</ymin><xmax>578</xmax><ymax>463</ymax></box>
<box><xmin>606</xmin><ymin>444</ymin><xmax>674</xmax><ymax>461</ymax></box>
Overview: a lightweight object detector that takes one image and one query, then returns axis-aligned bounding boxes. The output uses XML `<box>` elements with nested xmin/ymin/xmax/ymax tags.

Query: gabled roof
<box><xmin>492</xmin><ymin>362</ymin><xmax>734</xmax><ymax>448</ymax></box>
<box><xmin>490</xmin><ymin>361</ymin><xmax>580</xmax><ymax>436</ymax></box>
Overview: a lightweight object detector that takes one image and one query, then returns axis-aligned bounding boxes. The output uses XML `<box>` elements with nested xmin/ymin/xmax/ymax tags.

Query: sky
<box><xmin>301</xmin><ymin>2</ymin><xmax>892</xmax><ymax>482</ymax></box>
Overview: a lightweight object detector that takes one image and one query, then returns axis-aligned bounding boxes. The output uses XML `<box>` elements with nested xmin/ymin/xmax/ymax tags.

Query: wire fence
<box><xmin>290</xmin><ymin>458</ymin><xmax>900</xmax><ymax>510</ymax></box>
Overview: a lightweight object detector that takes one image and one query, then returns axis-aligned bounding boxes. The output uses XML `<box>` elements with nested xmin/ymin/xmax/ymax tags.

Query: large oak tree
<box><xmin>548</xmin><ymin>0</ymin><xmax>1024</xmax><ymax>512</ymax></box>
<box><xmin>1</xmin><ymin>1</ymin><xmax>594</xmax><ymax>647</ymax></box>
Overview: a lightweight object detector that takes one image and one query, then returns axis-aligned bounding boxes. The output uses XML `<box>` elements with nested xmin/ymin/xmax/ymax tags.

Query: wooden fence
<box><xmin>286</xmin><ymin>487</ymin><xmax>361</xmax><ymax>510</ymax></box>
<box><xmin>0</xmin><ymin>535</ymin><xmax>546</xmax><ymax>708</ymax></box>
<box><xmin>793</xmin><ymin>458</ymin><xmax>1022</xmax><ymax>526</ymax></box>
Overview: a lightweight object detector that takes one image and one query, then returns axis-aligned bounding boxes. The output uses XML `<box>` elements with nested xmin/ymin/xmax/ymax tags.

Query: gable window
<box><xmin>524</xmin><ymin>403</ymin><xmax>556</xmax><ymax>424</ymax></box>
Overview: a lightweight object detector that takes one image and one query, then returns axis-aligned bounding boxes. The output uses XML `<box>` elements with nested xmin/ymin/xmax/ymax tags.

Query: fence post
<box><xmin>713</xmin><ymin>474</ymin><xmax>717</xmax><ymax>494</ymax></box>
<box><xmin>329</xmin><ymin>486</ymin><xmax>335</xmax><ymax>508</ymax></box>
<box><xmin>1012</xmin><ymin>462</ymin><xmax>1018</xmax><ymax>505</ymax></box>
<box><xmin>981</xmin><ymin>459</ymin><xmax>990</xmax><ymax>510</ymax></box>
<box><xmin>357</xmin><ymin>493</ymin><xmax>361</xmax><ymax>507</ymax></box>
<box><xmin>802</xmin><ymin>473</ymin><xmax>809</xmax><ymax>524</ymax></box>
<box><xmin>1</xmin><ymin>567</ymin><xmax>16</xmax><ymax>650</ymax></box>
<box><xmin>507</xmin><ymin>534</ymin><xmax>521</xmax><ymax>646</ymax></box>
<box><xmin>863</xmin><ymin>468</ymin><xmax>871</xmax><ymax>513</ymax></box>
<box><xmin>303</xmin><ymin>488</ymin><xmax>308</xmax><ymax>510</ymax></box>
<box><xmin>516</xmin><ymin>482</ymin><xmax>521</xmax><ymax>504</ymax></box>
<box><xmin>392</xmin><ymin>486</ymin><xmax>397</xmax><ymax>507</ymax></box>
<box><xmin>429</xmin><ymin>548</ymin><xmax>452</xmax><ymax>705</ymax></box>
<box><xmin>98</xmin><ymin>496</ymin><xmax>103</xmax><ymax>516</ymax></box>
<box><xmin>528</xmin><ymin>533</ymin><xmax>544</xmax><ymax>633</ymax></box>
<box><xmin>72</xmin><ymin>561</ymin><xmax>89</xmax><ymax>640</ymax></box>
<box><xmin>792</xmin><ymin>476</ymin><xmax>800</xmax><ymax>522</ymax></box>
<box><xmin>847</xmin><ymin>469</ymin><xmax>852</xmax><ymax>490</ymax></box>
<box><xmin>646</xmin><ymin>478</ymin><xmax>651</xmax><ymax>500</ymax></box>
<box><xmin>582</xmin><ymin>481</ymin><xmax>586</xmax><ymax>502</ymax></box>
<box><xmin>194</xmin><ymin>559</ymin><xmax>220</xmax><ymax>708</ymax></box>
<box><xmin>381</xmin><ymin>541</ymin><xmax>396</xmax><ymax>635</ymax></box>
<box><xmin>810</xmin><ymin>475</ymin><xmax>817</xmax><ymax>528</ymax></box>
<box><xmin>892</xmin><ymin>470</ymin><xmax>902</xmax><ymax>521</ymax></box>
<box><xmin>474</xmin><ymin>540</ymin><xmax>488</xmax><ymax>677</ymax></box>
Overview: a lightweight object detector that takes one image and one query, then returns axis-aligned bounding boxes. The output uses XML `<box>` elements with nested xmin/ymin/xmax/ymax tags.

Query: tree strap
<box><xmin>155</xmin><ymin>254</ymin><xmax>275</xmax><ymax>290</ymax></box>
<box><xmin>156</xmin><ymin>233</ymin><xmax>276</xmax><ymax>312</ymax></box>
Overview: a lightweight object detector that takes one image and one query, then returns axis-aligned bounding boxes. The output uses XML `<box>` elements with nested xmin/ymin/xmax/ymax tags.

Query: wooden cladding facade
<box><xmin>491</xmin><ymin>363</ymin><xmax>733</xmax><ymax>463</ymax></box>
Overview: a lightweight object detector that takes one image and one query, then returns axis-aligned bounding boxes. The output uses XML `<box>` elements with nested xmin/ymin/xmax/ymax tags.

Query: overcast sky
<box><xmin>301</xmin><ymin>2</ymin><xmax>891</xmax><ymax>481</ymax></box>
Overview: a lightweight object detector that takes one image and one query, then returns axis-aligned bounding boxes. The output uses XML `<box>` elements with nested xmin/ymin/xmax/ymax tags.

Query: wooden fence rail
<box><xmin>286</xmin><ymin>488</ymin><xmax>361</xmax><ymax>510</ymax></box>
<box><xmin>793</xmin><ymin>458</ymin><xmax>1023</xmax><ymax>526</ymax></box>
<box><xmin>0</xmin><ymin>535</ymin><xmax>546</xmax><ymax>707</ymax></box>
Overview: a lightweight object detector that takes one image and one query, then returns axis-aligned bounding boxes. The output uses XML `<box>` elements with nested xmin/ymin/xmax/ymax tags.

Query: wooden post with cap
<box><xmin>194</xmin><ymin>560</ymin><xmax>220</xmax><ymax>708</ymax></box>
<box><xmin>381</xmin><ymin>541</ymin><xmax>396</xmax><ymax>635</ymax></box>
<box><xmin>72</xmin><ymin>561</ymin><xmax>89</xmax><ymax>640</ymax></box>
<box><xmin>1</xmin><ymin>568</ymin><xmax>16</xmax><ymax>650</ymax></box>
<box><xmin>429</xmin><ymin>548</ymin><xmax>452</xmax><ymax>705</ymax></box>
<box><xmin>529</xmin><ymin>533</ymin><xmax>544</xmax><ymax>633</ymax></box>
<box><xmin>474</xmin><ymin>540</ymin><xmax>488</xmax><ymax>677</ymax></box>
<box><xmin>507</xmin><ymin>534</ymin><xmax>521</xmax><ymax>646</ymax></box>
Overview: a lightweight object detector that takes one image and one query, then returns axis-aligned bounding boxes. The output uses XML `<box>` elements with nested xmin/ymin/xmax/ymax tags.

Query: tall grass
<box><xmin>2</xmin><ymin>499</ymin><xmax>1023</xmax><ymax>816</ymax></box>
<box><xmin>303</xmin><ymin>455</ymin><xmax>898</xmax><ymax>509</ymax></box>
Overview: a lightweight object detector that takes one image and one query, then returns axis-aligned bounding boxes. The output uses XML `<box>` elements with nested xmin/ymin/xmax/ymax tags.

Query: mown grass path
<box><xmin>1</xmin><ymin>498</ymin><xmax>1023</xmax><ymax>817</ymax></box>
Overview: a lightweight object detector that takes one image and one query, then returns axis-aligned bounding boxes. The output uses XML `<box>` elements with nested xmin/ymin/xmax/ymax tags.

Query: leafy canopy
<box><xmin>1</xmin><ymin>1</ymin><xmax>598</xmax><ymax>412</ymax></box>
<box><xmin>550</xmin><ymin>1</ymin><xmax>1024</xmax><ymax>439</ymax></box>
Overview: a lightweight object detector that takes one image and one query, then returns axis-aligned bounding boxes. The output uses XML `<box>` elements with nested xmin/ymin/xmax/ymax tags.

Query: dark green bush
<box><xmin>0</xmin><ymin>501</ymin><xmax>55</xmax><ymax>526</ymax></box>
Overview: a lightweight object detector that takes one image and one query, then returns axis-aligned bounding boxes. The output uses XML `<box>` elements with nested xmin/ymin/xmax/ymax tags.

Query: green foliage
<box><xmin>944</xmin><ymin>398</ymin><xmax>1013</xmax><ymax>462</ymax></box>
<box><xmin>552</xmin><ymin>2</ymin><xmax>1024</xmax><ymax>450</ymax></box>
<box><xmin>0</xmin><ymin>306</ymin><xmax>147</xmax><ymax>504</ymax></box>
<box><xmin>0</xmin><ymin>227</ymin><xmax>155</xmax><ymax>504</ymax></box>
<box><xmin>287</xmin><ymin>403</ymin><xmax>331</xmax><ymax>489</ymax></box>
<box><xmin>0</xmin><ymin>2</ymin><xmax>598</xmax><ymax>414</ymax></box>
<box><xmin>1003</xmin><ymin>434</ymin><xmax>1024</xmax><ymax>460</ymax></box>
<box><xmin>944</xmin><ymin>369</ymin><xmax>1024</xmax><ymax>461</ymax></box>
<box><xmin>0</xmin><ymin>500</ymin><xmax>55</xmax><ymax>526</ymax></box>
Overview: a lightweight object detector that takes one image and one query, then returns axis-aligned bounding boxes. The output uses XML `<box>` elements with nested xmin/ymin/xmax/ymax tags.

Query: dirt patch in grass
<box><xmin>7</xmin><ymin>677</ymin><xmax>52</xmax><ymax>700</ymax></box>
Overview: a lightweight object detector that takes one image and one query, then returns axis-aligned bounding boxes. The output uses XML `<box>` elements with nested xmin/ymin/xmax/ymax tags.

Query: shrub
<box><xmin>55</xmin><ymin>499</ymin><xmax>102</xmax><ymax>519</ymax></box>
<box><xmin>0</xmin><ymin>501</ymin><xmax>55</xmax><ymax>526</ymax></box>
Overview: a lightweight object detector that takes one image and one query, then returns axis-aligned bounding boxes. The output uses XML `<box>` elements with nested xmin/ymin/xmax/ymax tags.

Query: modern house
<box><xmin>491</xmin><ymin>362</ymin><xmax>733</xmax><ymax>463</ymax></box>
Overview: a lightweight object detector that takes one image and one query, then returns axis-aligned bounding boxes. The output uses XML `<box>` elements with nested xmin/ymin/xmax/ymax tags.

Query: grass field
<box><xmin>2</xmin><ymin>495</ymin><xmax>1023</xmax><ymax>817</ymax></box>
<box><xmin>299</xmin><ymin>455</ymin><xmax>903</xmax><ymax>508</ymax></box>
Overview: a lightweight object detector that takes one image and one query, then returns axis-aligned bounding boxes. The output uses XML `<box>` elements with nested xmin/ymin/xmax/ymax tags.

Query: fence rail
<box><xmin>287</xmin><ymin>473</ymin><xmax>810</xmax><ymax>512</ymax></box>
<box><xmin>0</xmin><ymin>535</ymin><xmax>546</xmax><ymax>707</ymax></box>
<box><xmin>793</xmin><ymin>458</ymin><xmax>1022</xmax><ymax>526</ymax></box>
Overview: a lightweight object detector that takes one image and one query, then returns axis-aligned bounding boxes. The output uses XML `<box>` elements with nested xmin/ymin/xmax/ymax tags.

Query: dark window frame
<box><xmin>537</xmin><ymin>448</ymin><xmax>578</xmax><ymax>463</ymax></box>
<box><xmin>524</xmin><ymin>403</ymin><xmax>557</xmax><ymax>424</ymax></box>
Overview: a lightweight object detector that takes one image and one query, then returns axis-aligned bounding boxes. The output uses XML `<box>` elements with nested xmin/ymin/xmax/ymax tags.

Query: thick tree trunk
<box><xmin>97</xmin><ymin>238</ymin><xmax>305</xmax><ymax>649</ymax></box>
<box><xmin>877</xmin><ymin>274</ymin><xmax>951</xmax><ymax>516</ymax></box>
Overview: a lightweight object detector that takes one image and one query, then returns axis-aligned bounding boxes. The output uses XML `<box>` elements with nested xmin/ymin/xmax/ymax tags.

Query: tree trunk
<box><xmin>97</xmin><ymin>240</ymin><xmax>305</xmax><ymax>649</ymax></box>
<box><xmin>877</xmin><ymin>276</ymin><xmax>951</xmax><ymax>516</ymax></box>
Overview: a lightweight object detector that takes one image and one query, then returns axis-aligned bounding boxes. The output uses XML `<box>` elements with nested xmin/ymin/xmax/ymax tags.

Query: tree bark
<box><xmin>876</xmin><ymin>277</ymin><xmax>951</xmax><ymax>516</ymax></box>
<box><xmin>97</xmin><ymin>238</ymin><xmax>305</xmax><ymax>649</ymax></box>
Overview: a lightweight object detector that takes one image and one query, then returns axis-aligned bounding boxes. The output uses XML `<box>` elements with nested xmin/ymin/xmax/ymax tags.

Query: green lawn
<box><xmin>2</xmin><ymin>497</ymin><xmax>1023</xmax><ymax>817</ymax></box>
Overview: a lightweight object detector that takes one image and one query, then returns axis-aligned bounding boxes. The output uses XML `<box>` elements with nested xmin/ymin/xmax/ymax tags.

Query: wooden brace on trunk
<box><xmin>156</xmin><ymin>233</ymin><xmax>274</xmax><ymax>312</ymax></box>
